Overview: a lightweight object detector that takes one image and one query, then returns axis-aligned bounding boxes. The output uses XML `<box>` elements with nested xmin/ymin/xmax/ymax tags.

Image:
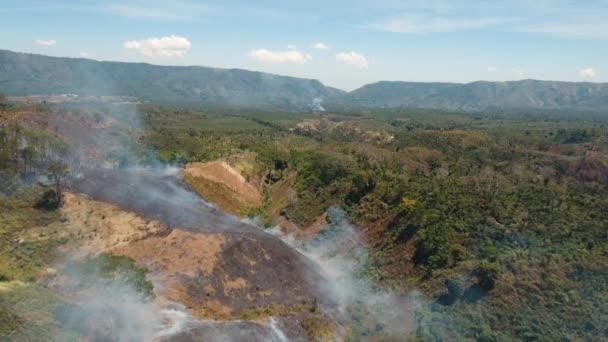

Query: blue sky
<box><xmin>1</xmin><ymin>0</ymin><xmax>606</xmax><ymax>90</ymax></box>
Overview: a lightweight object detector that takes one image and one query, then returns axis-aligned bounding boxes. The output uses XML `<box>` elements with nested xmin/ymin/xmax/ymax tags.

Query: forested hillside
<box><xmin>0</xmin><ymin>50</ymin><xmax>342</xmax><ymax>110</ymax></box>
<box><xmin>140</xmin><ymin>105</ymin><xmax>608</xmax><ymax>340</ymax></box>
<box><xmin>339</xmin><ymin>80</ymin><xmax>608</xmax><ymax>111</ymax></box>
<box><xmin>3</xmin><ymin>50</ymin><xmax>608</xmax><ymax>111</ymax></box>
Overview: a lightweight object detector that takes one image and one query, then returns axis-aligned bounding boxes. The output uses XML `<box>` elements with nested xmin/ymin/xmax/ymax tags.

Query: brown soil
<box><xmin>276</xmin><ymin>213</ymin><xmax>329</xmax><ymax>241</ymax></box>
<box><xmin>111</xmin><ymin>227</ymin><xmax>320</xmax><ymax>320</ymax></box>
<box><xmin>69</xmin><ymin>168</ymin><xmax>325</xmax><ymax>321</ymax></box>
<box><xmin>26</xmin><ymin>192</ymin><xmax>166</xmax><ymax>255</ymax></box>
<box><xmin>184</xmin><ymin>162</ymin><xmax>262</xmax><ymax>216</ymax></box>
<box><xmin>112</xmin><ymin>228</ymin><xmax>225</xmax><ymax>275</ymax></box>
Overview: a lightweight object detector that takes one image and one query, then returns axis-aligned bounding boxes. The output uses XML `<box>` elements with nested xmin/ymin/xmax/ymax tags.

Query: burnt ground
<box><xmin>10</xmin><ymin>108</ymin><xmax>341</xmax><ymax>339</ymax></box>
<box><xmin>163</xmin><ymin>316</ymin><xmax>310</xmax><ymax>342</ymax></box>
<box><xmin>69</xmin><ymin>167</ymin><xmax>335</xmax><ymax>335</ymax></box>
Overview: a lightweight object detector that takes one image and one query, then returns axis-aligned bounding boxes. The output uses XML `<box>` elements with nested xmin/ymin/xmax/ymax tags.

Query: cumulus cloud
<box><xmin>487</xmin><ymin>66</ymin><xmax>498</xmax><ymax>72</ymax></box>
<box><xmin>312</xmin><ymin>42</ymin><xmax>329</xmax><ymax>50</ymax></box>
<box><xmin>123</xmin><ymin>35</ymin><xmax>191</xmax><ymax>58</ymax></box>
<box><xmin>248</xmin><ymin>49</ymin><xmax>309</xmax><ymax>64</ymax></box>
<box><xmin>335</xmin><ymin>52</ymin><xmax>368</xmax><ymax>68</ymax></box>
<box><xmin>80</xmin><ymin>51</ymin><xmax>91</xmax><ymax>58</ymax></box>
<box><xmin>579</xmin><ymin>67</ymin><xmax>596</xmax><ymax>78</ymax></box>
<box><xmin>286</xmin><ymin>44</ymin><xmax>297</xmax><ymax>50</ymax></box>
<box><xmin>35</xmin><ymin>39</ymin><xmax>57</xmax><ymax>46</ymax></box>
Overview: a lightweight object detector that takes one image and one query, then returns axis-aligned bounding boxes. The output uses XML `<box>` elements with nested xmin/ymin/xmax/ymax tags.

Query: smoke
<box><xmin>312</xmin><ymin>97</ymin><xmax>325</xmax><ymax>112</ymax></box>
<box><xmin>162</xmin><ymin>317</ymin><xmax>294</xmax><ymax>342</ymax></box>
<box><xmin>267</xmin><ymin>317</ymin><xmax>289</xmax><ymax>342</ymax></box>
<box><xmin>51</xmin><ymin>256</ymin><xmax>192</xmax><ymax>341</ymax></box>
<box><xmin>270</xmin><ymin>207</ymin><xmax>420</xmax><ymax>339</ymax></box>
<box><xmin>39</xmin><ymin>96</ymin><xmax>322</xmax><ymax>341</ymax></box>
<box><xmin>18</xmin><ymin>64</ymin><xmax>419</xmax><ymax>340</ymax></box>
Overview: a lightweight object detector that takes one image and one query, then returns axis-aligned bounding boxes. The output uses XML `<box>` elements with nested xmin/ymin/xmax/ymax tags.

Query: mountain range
<box><xmin>1</xmin><ymin>49</ymin><xmax>607</xmax><ymax>111</ymax></box>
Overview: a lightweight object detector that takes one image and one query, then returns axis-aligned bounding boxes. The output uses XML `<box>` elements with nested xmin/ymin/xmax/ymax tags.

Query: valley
<box><xmin>1</xmin><ymin>94</ymin><xmax>607</xmax><ymax>340</ymax></box>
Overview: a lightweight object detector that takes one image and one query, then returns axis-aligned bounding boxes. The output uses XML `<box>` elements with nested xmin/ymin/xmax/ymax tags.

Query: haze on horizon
<box><xmin>1</xmin><ymin>0</ymin><xmax>606</xmax><ymax>90</ymax></box>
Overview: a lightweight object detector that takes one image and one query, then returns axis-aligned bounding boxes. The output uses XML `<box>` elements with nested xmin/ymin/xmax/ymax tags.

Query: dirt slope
<box><xmin>69</xmin><ymin>168</ymin><xmax>327</xmax><ymax>323</ymax></box>
<box><xmin>26</xmin><ymin>192</ymin><xmax>166</xmax><ymax>255</ymax></box>
<box><xmin>112</xmin><ymin>228</ymin><xmax>318</xmax><ymax>320</ymax></box>
<box><xmin>184</xmin><ymin>161</ymin><xmax>262</xmax><ymax>216</ymax></box>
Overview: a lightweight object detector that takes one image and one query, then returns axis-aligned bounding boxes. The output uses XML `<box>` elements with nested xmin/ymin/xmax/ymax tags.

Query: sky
<box><xmin>0</xmin><ymin>0</ymin><xmax>606</xmax><ymax>90</ymax></box>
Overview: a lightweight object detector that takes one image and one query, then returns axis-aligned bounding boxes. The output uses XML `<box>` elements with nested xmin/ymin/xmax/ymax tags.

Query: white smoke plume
<box><xmin>52</xmin><ymin>256</ymin><xmax>191</xmax><ymax>341</ymax></box>
<box><xmin>270</xmin><ymin>208</ymin><xmax>420</xmax><ymax>339</ymax></box>
<box><xmin>312</xmin><ymin>97</ymin><xmax>325</xmax><ymax>112</ymax></box>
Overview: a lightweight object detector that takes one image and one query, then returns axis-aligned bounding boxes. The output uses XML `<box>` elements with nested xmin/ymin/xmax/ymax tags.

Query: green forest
<box><xmin>141</xmin><ymin>104</ymin><xmax>608</xmax><ymax>340</ymax></box>
<box><xmin>1</xmin><ymin>98</ymin><xmax>607</xmax><ymax>340</ymax></box>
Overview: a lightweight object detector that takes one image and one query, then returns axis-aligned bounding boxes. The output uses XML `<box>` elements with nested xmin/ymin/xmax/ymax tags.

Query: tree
<box><xmin>438</xmin><ymin>274</ymin><xmax>465</xmax><ymax>305</ymax></box>
<box><xmin>0</xmin><ymin>94</ymin><xmax>9</xmax><ymax>115</ymax></box>
<box><xmin>46</xmin><ymin>161</ymin><xmax>69</xmax><ymax>207</ymax></box>
<box><xmin>475</xmin><ymin>260</ymin><xmax>500</xmax><ymax>291</ymax></box>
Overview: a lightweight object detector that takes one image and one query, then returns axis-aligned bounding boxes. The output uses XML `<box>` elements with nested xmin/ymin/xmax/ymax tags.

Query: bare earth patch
<box><xmin>110</xmin><ymin>228</ymin><xmax>318</xmax><ymax>321</ymax></box>
<box><xmin>184</xmin><ymin>161</ymin><xmax>262</xmax><ymax>216</ymax></box>
<box><xmin>26</xmin><ymin>193</ymin><xmax>166</xmax><ymax>255</ymax></box>
<box><xmin>185</xmin><ymin>162</ymin><xmax>262</xmax><ymax>205</ymax></box>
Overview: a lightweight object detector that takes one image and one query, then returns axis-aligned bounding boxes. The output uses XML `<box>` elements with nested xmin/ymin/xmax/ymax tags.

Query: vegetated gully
<box><xmin>69</xmin><ymin>167</ymin><xmax>332</xmax><ymax>337</ymax></box>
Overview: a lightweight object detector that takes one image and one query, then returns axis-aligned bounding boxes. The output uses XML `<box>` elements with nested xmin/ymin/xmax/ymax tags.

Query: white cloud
<box><xmin>335</xmin><ymin>52</ymin><xmax>368</xmax><ymax>68</ymax></box>
<box><xmin>487</xmin><ymin>66</ymin><xmax>498</xmax><ymax>72</ymax></box>
<box><xmin>35</xmin><ymin>39</ymin><xmax>56</xmax><ymax>46</ymax></box>
<box><xmin>312</xmin><ymin>42</ymin><xmax>329</xmax><ymax>50</ymax></box>
<box><xmin>369</xmin><ymin>14</ymin><xmax>514</xmax><ymax>34</ymax></box>
<box><xmin>362</xmin><ymin>1</ymin><xmax>608</xmax><ymax>39</ymax></box>
<box><xmin>123</xmin><ymin>35</ymin><xmax>191</xmax><ymax>58</ymax></box>
<box><xmin>579</xmin><ymin>67</ymin><xmax>596</xmax><ymax>78</ymax></box>
<box><xmin>248</xmin><ymin>49</ymin><xmax>309</xmax><ymax>64</ymax></box>
<box><xmin>515</xmin><ymin>20</ymin><xmax>608</xmax><ymax>39</ymax></box>
<box><xmin>286</xmin><ymin>44</ymin><xmax>297</xmax><ymax>50</ymax></box>
<box><xmin>79</xmin><ymin>51</ymin><xmax>91</xmax><ymax>58</ymax></box>
<box><xmin>105</xmin><ymin>1</ymin><xmax>213</xmax><ymax>21</ymax></box>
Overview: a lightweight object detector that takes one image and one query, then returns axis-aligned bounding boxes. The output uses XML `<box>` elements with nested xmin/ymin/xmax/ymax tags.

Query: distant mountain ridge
<box><xmin>1</xmin><ymin>49</ymin><xmax>607</xmax><ymax>111</ymax></box>
<box><xmin>340</xmin><ymin>80</ymin><xmax>608</xmax><ymax>111</ymax></box>
<box><xmin>0</xmin><ymin>49</ymin><xmax>342</xmax><ymax>110</ymax></box>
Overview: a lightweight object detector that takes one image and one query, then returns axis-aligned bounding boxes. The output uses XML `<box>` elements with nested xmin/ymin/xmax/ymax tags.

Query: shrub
<box><xmin>35</xmin><ymin>189</ymin><xmax>61</xmax><ymax>210</ymax></box>
<box><xmin>475</xmin><ymin>260</ymin><xmax>500</xmax><ymax>291</ymax></box>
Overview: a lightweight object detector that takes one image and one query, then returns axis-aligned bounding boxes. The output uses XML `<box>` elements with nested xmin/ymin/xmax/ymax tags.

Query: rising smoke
<box><xmin>270</xmin><ymin>207</ymin><xmax>425</xmax><ymax>339</ymax></box>
<box><xmin>20</xmin><ymin>68</ymin><xmax>431</xmax><ymax>340</ymax></box>
<box><xmin>40</xmin><ymin>98</ymin><xmax>304</xmax><ymax>340</ymax></box>
<box><xmin>51</xmin><ymin>255</ymin><xmax>193</xmax><ymax>341</ymax></box>
<box><xmin>312</xmin><ymin>97</ymin><xmax>325</xmax><ymax>112</ymax></box>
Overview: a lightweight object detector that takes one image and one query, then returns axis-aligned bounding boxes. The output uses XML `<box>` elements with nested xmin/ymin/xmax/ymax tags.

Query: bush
<box><xmin>445</xmin><ymin>275</ymin><xmax>465</xmax><ymax>299</ymax></box>
<box><xmin>475</xmin><ymin>260</ymin><xmax>500</xmax><ymax>291</ymax></box>
<box><xmin>35</xmin><ymin>189</ymin><xmax>61</xmax><ymax>210</ymax></box>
